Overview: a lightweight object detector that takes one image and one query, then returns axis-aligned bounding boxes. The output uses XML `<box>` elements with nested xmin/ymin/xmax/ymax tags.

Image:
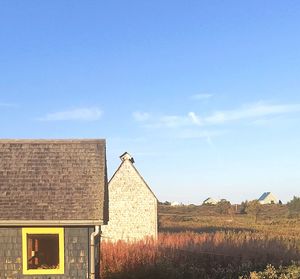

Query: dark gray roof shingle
<box><xmin>0</xmin><ymin>139</ymin><xmax>108</xmax><ymax>225</ymax></box>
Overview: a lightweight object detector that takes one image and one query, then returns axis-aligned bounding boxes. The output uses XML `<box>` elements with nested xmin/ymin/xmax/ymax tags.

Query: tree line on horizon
<box><xmin>160</xmin><ymin>196</ymin><xmax>300</xmax><ymax>223</ymax></box>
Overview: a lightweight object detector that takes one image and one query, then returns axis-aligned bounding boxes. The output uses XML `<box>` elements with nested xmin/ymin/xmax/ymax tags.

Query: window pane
<box><xmin>27</xmin><ymin>234</ymin><xmax>59</xmax><ymax>270</ymax></box>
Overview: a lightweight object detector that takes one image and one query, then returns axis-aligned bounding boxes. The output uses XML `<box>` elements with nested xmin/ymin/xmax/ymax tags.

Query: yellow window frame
<box><xmin>22</xmin><ymin>227</ymin><xmax>65</xmax><ymax>275</ymax></box>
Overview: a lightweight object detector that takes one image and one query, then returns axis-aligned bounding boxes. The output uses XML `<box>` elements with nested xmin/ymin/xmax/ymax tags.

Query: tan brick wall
<box><xmin>102</xmin><ymin>159</ymin><xmax>157</xmax><ymax>242</ymax></box>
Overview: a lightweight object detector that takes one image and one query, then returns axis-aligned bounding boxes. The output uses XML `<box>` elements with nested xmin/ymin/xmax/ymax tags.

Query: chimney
<box><xmin>120</xmin><ymin>152</ymin><xmax>135</xmax><ymax>163</ymax></box>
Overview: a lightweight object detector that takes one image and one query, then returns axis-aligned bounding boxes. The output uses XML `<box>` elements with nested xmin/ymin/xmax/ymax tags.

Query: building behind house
<box><xmin>102</xmin><ymin>152</ymin><xmax>157</xmax><ymax>242</ymax></box>
<box><xmin>203</xmin><ymin>197</ymin><xmax>219</xmax><ymax>205</ymax></box>
<box><xmin>170</xmin><ymin>201</ymin><xmax>181</xmax><ymax>206</ymax></box>
<box><xmin>258</xmin><ymin>192</ymin><xmax>278</xmax><ymax>204</ymax></box>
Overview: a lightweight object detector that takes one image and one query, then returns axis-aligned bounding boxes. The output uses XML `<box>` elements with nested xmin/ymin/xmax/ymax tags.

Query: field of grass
<box><xmin>100</xmin><ymin>204</ymin><xmax>300</xmax><ymax>279</ymax></box>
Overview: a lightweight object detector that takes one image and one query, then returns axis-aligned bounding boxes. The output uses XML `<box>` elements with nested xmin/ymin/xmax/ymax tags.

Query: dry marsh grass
<box><xmin>100</xmin><ymin>204</ymin><xmax>300</xmax><ymax>279</ymax></box>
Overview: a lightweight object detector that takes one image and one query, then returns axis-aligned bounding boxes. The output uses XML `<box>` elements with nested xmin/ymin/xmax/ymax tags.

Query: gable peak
<box><xmin>120</xmin><ymin>152</ymin><xmax>135</xmax><ymax>163</ymax></box>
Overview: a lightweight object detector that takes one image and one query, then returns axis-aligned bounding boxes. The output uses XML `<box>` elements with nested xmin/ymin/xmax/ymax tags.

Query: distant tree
<box><xmin>188</xmin><ymin>204</ymin><xmax>196</xmax><ymax>207</ymax></box>
<box><xmin>240</xmin><ymin>200</ymin><xmax>248</xmax><ymax>214</ymax></box>
<box><xmin>216</xmin><ymin>199</ymin><xmax>231</xmax><ymax>215</ymax></box>
<box><xmin>278</xmin><ymin>200</ymin><xmax>283</xmax><ymax>205</ymax></box>
<box><xmin>245</xmin><ymin>200</ymin><xmax>263</xmax><ymax>223</ymax></box>
<box><xmin>163</xmin><ymin>201</ymin><xmax>171</xmax><ymax>206</ymax></box>
<box><xmin>287</xmin><ymin>196</ymin><xmax>300</xmax><ymax>217</ymax></box>
<box><xmin>202</xmin><ymin>202</ymin><xmax>215</xmax><ymax>206</ymax></box>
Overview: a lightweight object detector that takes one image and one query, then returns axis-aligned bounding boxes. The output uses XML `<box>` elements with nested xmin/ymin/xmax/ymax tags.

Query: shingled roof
<box><xmin>0</xmin><ymin>139</ymin><xmax>108</xmax><ymax>226</ymax></box>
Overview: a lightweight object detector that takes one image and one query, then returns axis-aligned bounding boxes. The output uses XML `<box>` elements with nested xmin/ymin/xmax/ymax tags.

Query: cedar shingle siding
<box><xmin>0</xmin><ymin>227</ymin><xmax>94</xmax><ymax>279</ymax></box>
<box><xmin>0</xmin><ymin>139</ymin><xmax>108</xmax><ymax>223</ymax></box>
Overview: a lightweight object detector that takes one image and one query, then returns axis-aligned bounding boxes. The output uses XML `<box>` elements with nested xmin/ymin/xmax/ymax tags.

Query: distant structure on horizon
<box><xmin>203</xmin><ymin>197</ymin><xmax>219</xmax><ymax>205</ymax></box>
<box><xmin>170</xmin><ymin>201</ymin><xmax>181</xmax><ymax>206</ymax></box>
<box><xmin>258</xmin><ymin>192</ymin><xmax>278</xmax><ymax>204</ymax></box>
<box><xmin>102</xmin><ymin>152</ymin><xmax>158</xmax><ymax>242</ymax></box>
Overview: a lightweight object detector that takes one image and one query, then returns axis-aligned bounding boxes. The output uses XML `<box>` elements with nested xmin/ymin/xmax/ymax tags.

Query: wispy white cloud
<box><xmin>39</xmin><ymin>107</ymin><xmax>103</xmax><ymax>121</ymax></box>
<box><xmin>133</xmin><ymin>102</ymin><xmax>300</xmax><ymax>129</ymax></box>
<box><xmin>130</xmin><ymin>102</ymin><xmax>300</xmax><ymax>163</ymax></box>
<box><xmin>159</xmin><ymin>115</ymin><xmax>190</xmax><ymax>128</ymax></box>
<box><xmin>133</xmin><ymin>111</ymin><xmax>191</xmax><ymax>128</ymax></box>
<box><xmin>132</xmin><ymin>111</ymin><xmax>150</xmax><ymax>122</ymax></box>
<box><xmin>190</xmin><ymin>93</ymin><xmax>213</xmax><ymax>100</ymax></box>
<box><xmin>188</xmin><ymin>112</ymin><xmax>202</xmax><ymax>125</ymax></box>
<box><xmin>192</xmin><ymin>102</ymin><xmax>300</xmax><ymax>125</ymax></box>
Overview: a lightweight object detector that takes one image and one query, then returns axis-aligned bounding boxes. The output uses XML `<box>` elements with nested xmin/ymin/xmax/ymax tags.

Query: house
<box><xmin>170</xmin><ymin>201</ymin><xmax>181</xmax><ymax>206</ymax></box>
<box><xmin>258</xmin><ymin>192</ymin><xmax>278</xmax><ymax>204</ymax></box>
<box><xmin>203</xmin><ymin>197</ymin><xmax>219</xmax><ymax>205</ymax></box>
<box><xmin>102</xmin><ymin>152</ymin><xmax>157</xmax><ymax>242</ymax></box>
<box><xmin>0</xmin><ymin>139</ymin><xmax>108</xmax><ymax>279</ymax></box>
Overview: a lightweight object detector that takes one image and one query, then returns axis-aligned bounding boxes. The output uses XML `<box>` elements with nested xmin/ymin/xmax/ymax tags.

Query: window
<box><xmin>22</xmin><ymin>228</ymin><xmax>64</xmax><ymax>275</ymax></box>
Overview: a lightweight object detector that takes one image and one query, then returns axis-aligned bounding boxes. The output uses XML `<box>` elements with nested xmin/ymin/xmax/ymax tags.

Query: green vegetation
<box><xmin>215</xmin><ymin>199</ymin><xmax>232</xmax><ymax>215</ymax></box>
<box><xmin>287</xmin><ymin>196</ymin><xmax>300</xmax><ymax>218</ymax></box>
<box><xmin>243</xmin><ymin>200</ymin><xmax>263</xmax><ymax>223</ymax></box>
<box><xmin>241</xmin><ymin>264</ymin><xmax>300</xmax><ymax>279</ymax></box>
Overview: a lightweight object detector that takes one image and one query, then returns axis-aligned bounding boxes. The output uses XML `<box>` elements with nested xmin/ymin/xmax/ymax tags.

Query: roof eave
<box><xmin>0</xmin><ymin>219</ymin><xmax>105</xmax><ymax>227</ymax></box>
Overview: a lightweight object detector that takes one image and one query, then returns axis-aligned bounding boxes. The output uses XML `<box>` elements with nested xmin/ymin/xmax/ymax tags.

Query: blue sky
<box><xmin>1</xmin><ymin>1</ymin><xmax>300</xmax><ymax>204</ymax></box>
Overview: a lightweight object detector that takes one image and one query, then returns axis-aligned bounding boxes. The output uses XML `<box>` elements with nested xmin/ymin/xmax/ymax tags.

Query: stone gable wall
<box><xmin>102</xmin><ymin>160</ymin><xmax>157</xmax><ymax>242</ymax></box>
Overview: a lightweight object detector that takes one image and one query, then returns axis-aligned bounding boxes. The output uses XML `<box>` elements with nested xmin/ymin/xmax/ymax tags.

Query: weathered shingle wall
<box><xmin>102</xmin><ymin>159</ymin><xmax>157</xmax><ymax>242</ymax></box>
<box><xmin>0</xmin><ymin>140</ymin><xmax>108</xmax><ymax>222</ymax></box>
<box><xmin>0</xmin><ymin>227</ymin><xmax>91</xmax><ymax>279</ymax></box>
